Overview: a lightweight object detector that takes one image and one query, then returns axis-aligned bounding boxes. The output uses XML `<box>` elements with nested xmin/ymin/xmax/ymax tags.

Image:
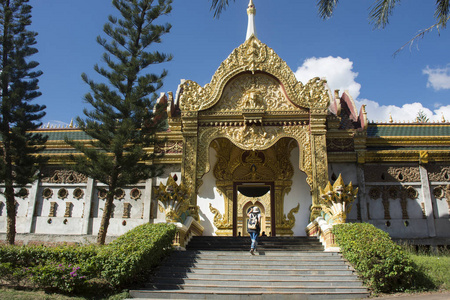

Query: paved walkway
<box><xmin>375</xmin><ymin>291</ymin><xmax>450</xmax><ymax>299</ymax></box>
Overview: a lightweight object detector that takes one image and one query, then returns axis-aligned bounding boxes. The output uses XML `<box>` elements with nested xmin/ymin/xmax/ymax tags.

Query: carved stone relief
<box><xmin>41</xmin><ymin>168</ymin><xmax>88</xmax><ymax>184</ymax></box>
<box><xmin>428</xmin><ymin>165</ymin><xmax>450</xmax><ymax>182</ymax></box>
<box><xmin>326</xmin><ymin>138</ymin><xmax>354</xmax><ymax>152</ymax></box>
<box><xmin>369</xmin><ymin>186</ymin><xmax>419</xmax><ymax>220</ymax></box>
<box><xmin>364</xmin><ymin>166</ymin><xmax>421</xmax><ymax>182</ymax></box>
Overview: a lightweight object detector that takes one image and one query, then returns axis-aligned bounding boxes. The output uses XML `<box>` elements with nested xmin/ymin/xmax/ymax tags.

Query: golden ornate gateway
<box><xmin>180</xmin><ymin>36</ymin><xmax>331</xmax><ymax>235</ymax></box>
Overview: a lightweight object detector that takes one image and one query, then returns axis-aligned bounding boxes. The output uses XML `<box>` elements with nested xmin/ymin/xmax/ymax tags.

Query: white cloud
<box><xmin>355</xmin><ymin>99</ymin><xmax>450</xmax><ymax>123</ymax></box>
<box><xmin>294</xmin><ymin>56</ymin><xmax>361</xmax><ymax>99</ymax></box>
<box><xmin>294</xmin><ymin>56</ymin><xmax>450</xmax><ymax>123</ymax></box>
<box><xmin>423</xmin><ymin>65</ymin><xmax>450</xmax><ymax>90</ymax></box>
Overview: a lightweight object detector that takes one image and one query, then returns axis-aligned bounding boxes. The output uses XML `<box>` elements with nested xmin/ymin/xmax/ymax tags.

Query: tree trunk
<box><xmin>5</xmin><ymin>184</ymin><xmax>16</xmax><ymax>245</ymax></box>
<box><xmin>97</xmin><ymin>191</ymin><xmax>114</xmax><ymax>245</ymax></box>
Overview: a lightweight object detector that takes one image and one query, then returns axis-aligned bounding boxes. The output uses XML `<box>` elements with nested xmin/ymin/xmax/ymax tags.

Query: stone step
<box><xmin>142</xmin><ymin>283</ymin><xmax>368</xmax><ymax>293</ymax></box>
<box><xmin>170</xmin><ymin>250</ymin><xmax>338</xmax><ymax>257</ymax></box>
<box><xmin>129</xmin><ymin>290</ymin><xmax>369</xmax><ymax>300</ymax></box>
<box><xmin>150</xmin><ymin>277</ymin><xmax>364</xmax><ymax>288</ymax></box>
<box><xmin>166</xmin><ymin>255</ymin><xmax>345</xmax><ymax>262</ymax></box>
<box><xmin>153</xmin><ymin>272</ymin><xmax>359</xmax><ymax>281</ymax></box>
<box><xmin>156</xmin><ymin>267</ymin><xmax>356</xmax><ymax>276</ymax></box>
<box><xmin>128</xmin><ymin>238</ymin><xmax>369</xmax><ymax>299</ymax></box>
<box><xmin>160</xmin><ymin>262</ymin><xmax>351</xmax><ymax>270</ymax></box>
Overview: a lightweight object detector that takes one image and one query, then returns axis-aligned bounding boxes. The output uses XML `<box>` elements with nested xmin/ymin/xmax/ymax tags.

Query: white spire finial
<box><xmin>246</xmin><ymin>0</ymin><xmax>257</xmax><ymax>40</ymax></box>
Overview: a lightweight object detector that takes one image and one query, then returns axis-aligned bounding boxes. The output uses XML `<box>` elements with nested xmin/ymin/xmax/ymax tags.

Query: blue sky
<box><xmin>29</xmin><ymin>0</ymin><xmax>450</xmax><ymax>126</ymax></box>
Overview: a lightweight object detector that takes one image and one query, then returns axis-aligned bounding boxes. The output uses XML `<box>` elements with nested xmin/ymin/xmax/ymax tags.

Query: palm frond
<box><xmin>369</xmin><ymin>0</ymin><xmax>400</xmax><ymax>29</ymax></box>
<box><xmin>435</xmin><ymin>0</ymin><xmax>450</xmax><ymax>28</ymax></box>
<box><xmin>393</xmin><ymin>15</ymin><xmax>450</xmax><ymax>57</ymax></box>
<box><xmin>317</xmin><ymin>0</ymin><xmax>339</xmax><ymax>19</ymax></box>
<box><xmin>210</xmin><ymin>0</ymin><xmax>234</xmax><ymax>19</ymax></box>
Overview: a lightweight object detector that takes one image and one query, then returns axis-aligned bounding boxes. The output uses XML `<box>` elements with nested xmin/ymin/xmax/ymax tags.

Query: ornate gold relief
<box><xmin>209</xmin><ymin>203</ymin><xmax>232</xmax><ymax>231</ymax></box>
<box><xmin>211</xmin><ymin>73</ymin><xmax>302</xmax><ymax>113</ymax></box>
<box><xmin>278</xmin><ymin>203</ymin><xmax>300</xmax><ymax>235</ymax></box>
<box><xmin>198</xmin><ymin>125</ymin><xmax>312</xmax><ymax>189</ymax></box>
<box><xmin>318</xmin><ymin>174</ymin><xmax>358</xmax><ymax>225</ymax></box>
<box><xmin>179</xmin><ymin>36</ymin><xmax>329</xmax><ymax>113</ymax></box>
<box><xmin>154</xmin><ymin>176</ymin><xmax>196</xmax><ymax>223</ymax></box>
<box><xmin>419</xmin><ymin>150</ymin><xmax>429</xmax><ymax>164</ymax></box>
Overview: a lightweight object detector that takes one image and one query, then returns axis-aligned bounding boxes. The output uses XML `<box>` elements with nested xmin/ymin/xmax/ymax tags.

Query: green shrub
<box><xmin>30</xmin><ymin>263</ymin><xmax>88</xmax><ymax>293</ymax></box>
<box><xmin>0</xmin><ymin>244</ymin><xmax>99</xmax><ymax>267</ymax></box>
<box><xmin>0</xmin><ymin>223</ymin><xmax>176</xmax><ymax>293</ymax></box>
<box><xmin>333</xmin><ymin>223</ymin><xmax>416</xmax><ymax>293</ymax></box>
<box><xmin>96</xmin><ymin>222</ymin><xmax>177</xmax><ymax>287</ymax></box>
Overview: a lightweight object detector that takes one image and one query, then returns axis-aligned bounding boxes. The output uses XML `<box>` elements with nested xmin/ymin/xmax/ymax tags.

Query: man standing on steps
<box><xmin>247</xmin><ymin>206</ymin><xmax>261</xmax><ymax>255</ymax></box>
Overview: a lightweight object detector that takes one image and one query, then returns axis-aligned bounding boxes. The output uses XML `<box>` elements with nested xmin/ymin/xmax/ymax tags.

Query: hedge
<box><xmin>0</xmin><ymin>222</ymin><xmax>177</xmax><ymax>293</ymax></box>
<box><xmin>96</xmin><ymin>222</ymin><xmax>177</xmax><ymax>287</ymax></box>
<box><xmin>333</xmin><ymin>223</ymin><xmax>415</xmax><ymax>293</ymax></box>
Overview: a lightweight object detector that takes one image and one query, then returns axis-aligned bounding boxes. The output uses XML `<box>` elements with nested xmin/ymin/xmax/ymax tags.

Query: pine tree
<box><xmin>416</xmin><ymin>110</ymin><xmax>429</xmax><ymax>123</ymax></box>
<box><xmin>66</xmin><ymin>0</ymin><xmax>172</xmax><ymax>245</ymax></box>
<box><xmin>0</xmin><ymin>0</ymin><xmax>47</xmax><ymax>245</ymax></box>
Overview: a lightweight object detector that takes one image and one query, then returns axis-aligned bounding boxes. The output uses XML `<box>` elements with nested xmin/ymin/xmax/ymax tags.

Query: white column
<box><xmin>142</xmin><ymin>178</ymin><xmax>153</xmax><ymax>223</ymax></box>
<box><xmin>356</xmin><ymin>165</ymin><xmax>369</xmax><ymax>222</ymax></box>
<box><xmin>81</xmin><ymin>178</ymin><xmax>95</xmax><ymax>235</ymax></box>
<box><xmin>419</xmin><ymin>165</ymin><xmax>436</xmax><ymax>237</ymax></box>
<box><xmin>25</xmin><ymin>179</ymin><xmax>40</xmax><ymax>233</ymax></box>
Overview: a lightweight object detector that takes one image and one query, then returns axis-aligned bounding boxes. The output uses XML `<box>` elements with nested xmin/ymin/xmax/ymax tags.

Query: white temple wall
<box><xmin>285</xmin><ymin>146</ymin><xmax>311</xmax><ymax>236</ymax></box>
<box><xmin>197</xmin><ymin>146</ymin><xmax>223</xmax><ymax>236</ymax></box>
<box><xmin>0</xmin><ymin>164</ymin><xmax>183</xmax><ymax>238</ymax></box>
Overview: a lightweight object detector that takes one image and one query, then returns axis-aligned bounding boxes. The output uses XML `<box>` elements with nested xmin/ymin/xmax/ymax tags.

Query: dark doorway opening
<box><xmin>233</xmin><ymin>182</ymin><xmax>275</xmax><ymax>237</ymax></box>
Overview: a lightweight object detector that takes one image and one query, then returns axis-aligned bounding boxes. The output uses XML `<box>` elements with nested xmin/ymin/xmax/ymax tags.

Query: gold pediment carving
<box><xmin>179</xmin><ymin>36</ymin><xmax>329</xmax><ymax>112</ymax></box>
<box><xmin>210</xmin><ymin>73</ymin><xmax>301</xmax><ymax>113</ymax></box>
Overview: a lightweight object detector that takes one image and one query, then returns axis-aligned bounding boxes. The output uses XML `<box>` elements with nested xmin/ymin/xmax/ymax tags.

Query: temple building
<box><xmin>1</xmin><ymin>0</ymin><xmax>449</xmax><ymax>246</ymax></box>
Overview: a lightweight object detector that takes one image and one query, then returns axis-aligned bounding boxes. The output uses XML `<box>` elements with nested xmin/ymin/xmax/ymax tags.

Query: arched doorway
<box><xmin>208</xmin><ymin>138</ymin><xmax>302</xmax><ymax>236</ymax></box>
<box><xmin>236</xmin><ymin>184</ymin><xmax>273</xmax><ymax>236</ymax></box>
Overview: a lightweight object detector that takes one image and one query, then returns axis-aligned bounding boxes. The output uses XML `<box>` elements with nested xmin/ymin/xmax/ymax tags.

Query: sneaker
<box><xmin>250</xmin><ymin>249</ymin><xmax>254</xmax><ymax>255</ymax></box>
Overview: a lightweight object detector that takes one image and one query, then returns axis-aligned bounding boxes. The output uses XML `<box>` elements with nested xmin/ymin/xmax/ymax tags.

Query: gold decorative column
<box><xmin>309</xmin><ymin>109</ymin><xmax>329</xmax><ymax>221</ymax></box>
<box><xmin>181</xmin><ymin>111</ymin><xmax>199</xmax><ymax>206</ymax></box>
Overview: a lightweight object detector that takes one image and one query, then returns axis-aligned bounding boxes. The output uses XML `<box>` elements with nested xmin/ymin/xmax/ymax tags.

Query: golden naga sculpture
<box><xmin>319</xmin><ymin>174</ymin><xmax>358</xmax><ymax>225</ymax></box>
<box><xmin>155</xmin><ymin>176</ymin><xmax>198</xmax><ymax>223</ymax></box>
<box><xmin>278</xmin><ymin>203</ymin><xmax>300</xmax><ymax>235</ymax></box>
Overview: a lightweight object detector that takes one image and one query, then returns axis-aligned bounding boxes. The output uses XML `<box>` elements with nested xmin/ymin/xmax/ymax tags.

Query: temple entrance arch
<box><xmin>180</xmin><ymin>37</ymin><xmax>331</xmax><ymax>232</ymax></box>
<box><xmin>207</xmin><ymin>138</ymin><xmax>302</xmax><ymax>236</ymax></box>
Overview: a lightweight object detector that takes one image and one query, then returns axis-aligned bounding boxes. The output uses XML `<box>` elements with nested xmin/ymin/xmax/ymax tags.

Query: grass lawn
<box><xmin>0</xmin><ymin>288</ymin><xmax>129</xmax><ymax>300</ymax></box>
<box><xmin>409</xmin><ymin>254</ymin><xmax>450</xmax><ymax>290</ymax></box>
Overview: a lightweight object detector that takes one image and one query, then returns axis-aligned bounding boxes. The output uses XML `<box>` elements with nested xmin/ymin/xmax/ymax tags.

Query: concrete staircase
<box><xmin>129</xmin><ymin>236</ymin><xmax>369</xmax><ymax>299</ymax></box>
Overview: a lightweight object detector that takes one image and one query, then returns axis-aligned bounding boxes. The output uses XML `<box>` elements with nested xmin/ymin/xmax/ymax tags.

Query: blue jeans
<box><xmin>249</xmin><ymin>232</ymin><xmax>259</xmax><ymax>249</ymax></box>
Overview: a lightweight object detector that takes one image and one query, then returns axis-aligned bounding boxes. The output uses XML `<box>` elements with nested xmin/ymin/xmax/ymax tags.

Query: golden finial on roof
<box><xmin>389</xmin><ymin>113</ymin><xmax>393</xmax><ymax>123</ymax></box>
<box><xmin>69</xmin><ymin>119</ymin><xmax>73</xmax><ymax>128</ymax></box>
<box><xmin>442</xmin><ymin>113</ymin><xmax>446</xmax><ymax>123</ymax></box>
